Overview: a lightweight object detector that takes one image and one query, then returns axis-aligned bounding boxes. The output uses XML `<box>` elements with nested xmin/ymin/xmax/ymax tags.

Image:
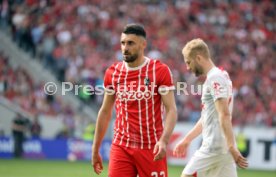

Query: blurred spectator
<box><xmin>12</xmin><ymin>113</ymin><xmax>29</xmax><ymax>158</ymax></box>
<box><xmin>55</xmin><ymin>127</ymin><xmax>69</xmax><ymax>139</ymax></box>
<box><xmin>62</xmin><ymin>112</ymin><xmax>75</xmax><ymax>137</ymax></box>
<box><xmin>236</xmin><ymin>123</ymin><xmax>250</xmax><ymax>157</ymax></box>
<box><xmin>82</xmin><ymin>121</ymin><xmax>95</xmax><ymax>142</ymax></box>
<box><xmin>30</xmin><ymin>114</ymin><xmax>41</xmax><ymax>138</ymax></box>
<box><xmin>0</xmin><ymin>0</ymin><xmax>9</xmax><ymax>28</ymax></box>
<box><xmin>0</xmin><ymin>124</ymin><xmax>4</xmax><ymax>136</ymax></box>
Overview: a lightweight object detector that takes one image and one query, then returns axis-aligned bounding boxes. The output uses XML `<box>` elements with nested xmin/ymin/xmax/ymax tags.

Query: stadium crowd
<box><xmin>0</xmin><ymin>52</ymin><xmax>83</xmax><ymax>137</ymax></box>
<box><xmin>0</xmin><ymin>0</ymin><xmax>275</xmax><ymax>128</ymax></box>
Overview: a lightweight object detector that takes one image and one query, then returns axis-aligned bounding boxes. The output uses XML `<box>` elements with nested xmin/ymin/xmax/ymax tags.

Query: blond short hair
<box><xmin>182</xmin><ymin>38</ymin><xmax>210</xmax><ymax>60</ymax></box>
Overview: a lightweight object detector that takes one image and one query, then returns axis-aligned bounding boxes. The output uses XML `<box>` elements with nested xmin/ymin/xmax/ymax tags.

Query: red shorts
<box><xmin>108</xmin><ymin>144</ymin><xmax>168</xmax><ymax>177</ymax></box>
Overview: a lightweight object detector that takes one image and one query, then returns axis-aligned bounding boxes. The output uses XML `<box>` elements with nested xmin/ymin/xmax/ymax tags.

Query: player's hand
<box><xmin>229</xmin><ymin>147</ymin><xmax>248</xmax><ymax>169</ymax></box>
<box><xmin>173</xmin><ymin>140</ymin><xmax>189</xmax><ymax>157</ymax></box>
<box><xmin>153</xmin><ymin>140</ymin><xmax>167</xmax><ymax>161</ymax></box>
<box><xmin>92</xmin><ymin>151</ymin><xmax>103</xmax><ymax>175</ymax></box>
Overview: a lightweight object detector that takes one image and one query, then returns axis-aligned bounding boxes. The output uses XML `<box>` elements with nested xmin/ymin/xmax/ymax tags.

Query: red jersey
<box><xmin>104</xmin><ymin>57</ymin><xmax>175</xmax><ymax>149</ymax></box>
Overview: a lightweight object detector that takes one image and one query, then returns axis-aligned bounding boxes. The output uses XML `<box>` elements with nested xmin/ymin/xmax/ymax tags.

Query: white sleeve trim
<box><xmin>103</xmin><ymin>86</ymin><xmax>115</xmax><ymax>95</ymax></box>
<box><xmin>158</xmin><ymin>86</ymin><xmax>175</xmax><ymax>92</ymax></box>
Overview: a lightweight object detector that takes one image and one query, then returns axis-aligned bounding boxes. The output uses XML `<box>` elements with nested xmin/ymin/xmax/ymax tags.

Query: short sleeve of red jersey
<box><xmin>209</xmin><ymin>75</ymin><xmax>231</xmax><ymax>101</ymax></box>
<box><xmin>103</xmin><ymin>66</ymin><xmax>115</xmax><ymax>94</ymax></box>
<box><xmin>156</xmin><ymin>63</ymin><xmax>175</xmax><ymax>93</ymax></box>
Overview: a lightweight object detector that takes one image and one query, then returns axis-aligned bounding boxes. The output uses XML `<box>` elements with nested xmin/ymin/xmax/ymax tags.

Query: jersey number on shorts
<box><xmin>151</xmin><ymin>171</ymin><xmax>165</xmax><ymax>177</ymax></box>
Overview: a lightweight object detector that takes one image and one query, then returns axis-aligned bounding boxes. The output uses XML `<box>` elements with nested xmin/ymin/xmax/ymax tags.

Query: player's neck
<box><xmin>203</xmin><ymin>60</ymin><xmax>215</xmax><ymax>76</ymax></box>
<box><xmin>125</xmin><ymin>56</ymin><xmax>146</xmax><ymax>68</ymax></box>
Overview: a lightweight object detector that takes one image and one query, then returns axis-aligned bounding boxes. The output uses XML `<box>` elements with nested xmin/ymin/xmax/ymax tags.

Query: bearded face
<box><xmin>121</xmin><ymin>33</ymin><xmax>145</xmax><ymax>63</ymax></box>
<box><xmin>123</xmin><ymin>50</ymin><xmax>139</xmax><ymax>63</ymax></box>
<box><xmin>184</xmin><ymin>57</ymin><xmax>204</xmax><ymax>77</ymax></box>
<box><xmin>193</xmin><ymin>60</ymin><xmax>204</xmax><ymax>77</ymax></box>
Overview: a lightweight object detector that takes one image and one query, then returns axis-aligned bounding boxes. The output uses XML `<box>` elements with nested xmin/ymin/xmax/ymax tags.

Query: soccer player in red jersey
<box><xmin>92</xmin><ymin>24</ymin><xmax>177</xmax><ymax>177</ymax></box>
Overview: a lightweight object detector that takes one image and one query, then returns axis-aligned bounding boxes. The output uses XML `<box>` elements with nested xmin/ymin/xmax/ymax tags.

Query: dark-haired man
<box><xmin>92</xmin><ymin>24</ymin><xmax>177</xmax><ymax>177</ymax></box>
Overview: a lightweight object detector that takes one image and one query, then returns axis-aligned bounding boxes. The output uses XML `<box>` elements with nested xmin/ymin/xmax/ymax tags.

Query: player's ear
<box><xmin>142</xmin><ymin>38</ymin><xmax>147</xmax><ymax>49</ymax></box>
<box><xmin>194</xmin><ymin>55</ymin><xmax>199</xmax><ymax>63</ymax></box>
<box><xmin>196</xmin><ymin>54</ymin><xmax>202</xmax><ymax>62</ymax></box>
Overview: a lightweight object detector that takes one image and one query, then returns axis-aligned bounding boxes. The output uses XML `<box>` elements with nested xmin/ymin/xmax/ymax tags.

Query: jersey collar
<box><xmin>206</xmin><ymin>66</ymin><xmax>217</xmax><ymax>78</ymax></box>
<box><xmin>124</xmin><ymin>57</ymin><xmax>150</xmax><ymax>71</ymax></box>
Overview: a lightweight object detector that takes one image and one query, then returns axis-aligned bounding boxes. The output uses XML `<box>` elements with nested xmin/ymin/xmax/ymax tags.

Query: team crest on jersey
<box><xmin>144</xmin><ymin>77</ymin><xmax>150</xmax><ymax>86</ymax></box>
<box><xmin>213</xmin><ymin>82</ymin><xmax>220</xmax><ymax>90</ymax></box>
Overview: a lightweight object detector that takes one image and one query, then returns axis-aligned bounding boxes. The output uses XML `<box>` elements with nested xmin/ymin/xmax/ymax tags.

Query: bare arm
<box><xmin>92</xmin><ymin>92</ymin><xmax>115</xmax><ymax>174</ymax></box>
<box><xmin>215</xmin><ymin>98</ymin><xmax>236</xmax><ymax>149</ymax></box>
<box><xmin>182</xmin><ymin>117</ymin><xmax>202</xmax><ymax>143</ymax></box>
<box><xmin>173</xmin><ymin>117</ymin><xmax>202</xmax><ymax>157</ymax></box>
<box><xmin>159</xmin><ymin>90</ymin><xmax>178</xmax><ymax>144</ymax></box>
<box><xmin>154</xmin><ymin>90</ymin><xmax>177</xmax><ymax>161</ymax></box>
<box><xmin>215</xmin><ymin>98</ymin><xmax>248</xmax><ymax>169</ymax></box>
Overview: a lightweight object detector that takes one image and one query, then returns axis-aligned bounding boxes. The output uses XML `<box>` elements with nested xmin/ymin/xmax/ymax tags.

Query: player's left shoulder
<box><xmin>208</xmin><ymin>68</ymin><xmax>232</xmax><ymax>90</ymax></box>
<box><xmin>152</xmin><ymin>59</ymin><xmax>171</xmax><ymax>71</ymax></box>
<box><xmin>210</xmin><ymin>67</ymin><xmax>231</xmax><ymax>80</ymax></box>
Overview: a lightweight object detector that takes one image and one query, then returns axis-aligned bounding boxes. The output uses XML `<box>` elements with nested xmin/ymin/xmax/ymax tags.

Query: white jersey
<box><xmin>199</xmin><ymin>67</ymin><xmax>233</xmax><ymax>154</ymax></box>
<box><xmin>183</xmin><ymin>67</ymin><xmax>236</xmax><ymax>177</ymax></box>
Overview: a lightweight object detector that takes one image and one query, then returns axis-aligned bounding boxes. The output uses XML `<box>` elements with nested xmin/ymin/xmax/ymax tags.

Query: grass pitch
<box><xmin>0</xmin><ymin>159</ymin><xmax>274</xmax><ymax>177</ymax></box>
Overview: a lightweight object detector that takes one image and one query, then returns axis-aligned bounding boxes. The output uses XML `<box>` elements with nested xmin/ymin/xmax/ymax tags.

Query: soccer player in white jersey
<box><xmin>173</xmin><ymin>38</ymin><xmax>248</xmax><ymax>177</ymax></box>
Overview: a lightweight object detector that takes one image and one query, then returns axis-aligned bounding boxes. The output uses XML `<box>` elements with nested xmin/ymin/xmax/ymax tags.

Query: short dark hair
<box><xmin>123</xmin><ymin>24</ymin><xmax>146</xmax><ymax>38</ymax></box>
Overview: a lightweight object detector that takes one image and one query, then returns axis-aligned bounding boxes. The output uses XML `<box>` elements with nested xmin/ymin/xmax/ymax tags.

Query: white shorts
<box><xmin>183</xmin><ymin>151</ymin><xmax>237</xmax><ymax>177</ymax></box>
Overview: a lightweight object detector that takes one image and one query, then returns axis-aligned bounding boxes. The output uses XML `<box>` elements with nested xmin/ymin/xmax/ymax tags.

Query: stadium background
<box><xmin>0</xmin><ymin>0</ymin><xmax>275</xmax><ymax>176</ymax></box>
